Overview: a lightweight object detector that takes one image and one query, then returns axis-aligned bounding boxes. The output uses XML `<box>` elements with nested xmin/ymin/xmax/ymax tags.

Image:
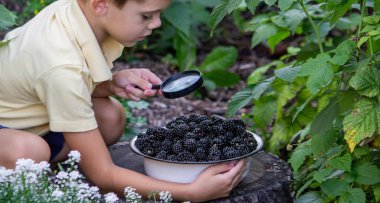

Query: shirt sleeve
<box><xmin>34</xmin><ymin>65</ymin><xmax>98</xmax><ymax>132</ymax></box>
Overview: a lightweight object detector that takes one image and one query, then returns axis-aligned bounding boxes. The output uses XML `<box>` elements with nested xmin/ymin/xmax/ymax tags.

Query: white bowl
<box><xmin>130</xmin><ymin>131</ymin><xmax>263</xmax><ymax>183</ymax></box>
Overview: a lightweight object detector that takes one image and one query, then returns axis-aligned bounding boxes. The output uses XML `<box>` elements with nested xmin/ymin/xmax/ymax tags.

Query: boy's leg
<box><xmin>52</xmin><ymin>96</ymin><xmax>125</xmax><ymax>163</ymax></box>
<box><xmin>0</xmin><ymin>129</ymin><xmax>51</xmax><ymax>168</ymax></box>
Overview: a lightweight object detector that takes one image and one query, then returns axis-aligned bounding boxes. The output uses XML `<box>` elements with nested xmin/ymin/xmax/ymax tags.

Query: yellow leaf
<box><xmin>347</xmin><ymin>138</ymin><xmax>357</xmax><ymax>152</ymax></box>
<box><xmin>373</xmin><ymin>135</ymin><xmax>380</xmax><ymax>148</ymax></box>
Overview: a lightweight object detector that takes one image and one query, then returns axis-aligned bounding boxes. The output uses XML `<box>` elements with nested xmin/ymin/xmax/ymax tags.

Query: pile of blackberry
<box><xmin>134</xmin><ymin>114</ymin><xmax>258</xmax><ymax>162</ymax></box>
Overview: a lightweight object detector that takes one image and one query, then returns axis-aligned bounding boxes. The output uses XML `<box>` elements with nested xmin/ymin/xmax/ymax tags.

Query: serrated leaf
<box><xmin>327</xmin><ymin>153</ymin><xmax>352</xmax><ymax>172</ymax></box>
<box><xmin>313</xmin><ymin>168</ymin><xmax>333</xmax><ymax>183</ymax></box>
<box><xmin>0</xmin><ymin>5</ymin><xmax>16</xmax><ymax>29</ymax></box>
<box><xmin>279</xmin><ymin>0</ymin><xmax>295</xmax><ymax>11</ymax></box>
<box><xmin>321</xmin><ymin>178</ymin><xmax>350</xmax><ymax>197</ymax></box>
<box><xmin>343</xmin><ymin>99</ymin><xmax>379</xmax><ymax>151</ymax></box>
<box><xmin>210</xmin><ymin>0</ymin><xmax>228</xmax><ymax>36</ymax></box>
<box><xmin>353</xmin><ymin>162</ymin><xmax>380</xmax><ymax>185</ymax></box>
<box><xmin>374</xmin><ymin>185</ymin><xmax>380</xmax><ymax>203</ymax></box>
<box><xmin>163</xmin><ymin>2</ymin><xmax>191</xmax><ymax>36</ymax></box>
<box><xmin>199</xmin><ymin>46</ymin><xmax>238</xmax><ymax>72</ymax></box>
<box><xmin>174</xmin><ymin>34</ymin><xmax>196</xmax><ymax>71</ymax></box>
<box><xmin>295</xmin><ymin>191</ymin><xmax>323</xmax><ymax>203</ymax></box>
<box><xmin>330</xmin><ymin>40</ymin><xmax>356</xmax><ymax>65</ymax></box>
<box><xmin>264</xmin><ymin>0</ymin><xmax>277</xmax><ymax>7</ymax></box>
<box><xmin>311</xmin><ymin>131</ymin><xmax>337</xmax><ymax>157</ymax></box>
<box><xmin>251</xmin><ymin>24</ymin><xmax>278</xmax><ymax>48</ymax></box>
<box><xmin>289</xmin><ymin>140</ymin><xmax>312</xmax><ymax>171</ymax></box>
<box><xmin>203</xmin><ymin>70</ymin><xmax>240</xmax><ymax>87</ymax></box>
<box><xmin>244</xmin><ymin>0</ymin><xmax>261</xmax><ymax>14</ymax></box>
<box><xmin>274</xmin><ymin>66</ymin><xmax>301</xmax><ymax>82</ymax></box>
<box><xmin>226</xmin><ymin>77</ymin><xmax>275</xmax><ymax>117</ymax></box>
<box><xmin>339</xmin><ymin>188</ymin><xmax>366</xmax><ymax>203</ymax></box>
<box><xmin>226</xmin><ymin>0</ymin><xmax>244</xmax><ymax>13</ymax></box>
<box><xmin>349</xmin><ymin>67</ymin><xmax>380</xmax><ymax>98</ymax></box>
<box><xmin>284</xmin><ymin>9</ymin><xmax>306</xmax><ymax>32</ymax></box>
<box><xmin>300</xmin><ymin>53</ymin><xmax>333</xmax><ymax>94</ymax></box>
<box><xmin>329</xmin><ymin>0</ymin><xmax>357</xmax><ymax>24</ymax></box>
<box><xmin>267</xmin><ymin>31</ymin><xmax>291</xmax><ymax>52</ymax></box>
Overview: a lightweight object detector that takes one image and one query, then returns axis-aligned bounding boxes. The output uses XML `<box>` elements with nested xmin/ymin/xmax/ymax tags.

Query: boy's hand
<box><xmin>188</xmin><ymin>159</ymin><xmax>248</xmax><ymax>202</ymax></box>
<box><xmin>112</xmin><ymin>69</ymin><xmax>162</xmax><ymax>101</ymax></box>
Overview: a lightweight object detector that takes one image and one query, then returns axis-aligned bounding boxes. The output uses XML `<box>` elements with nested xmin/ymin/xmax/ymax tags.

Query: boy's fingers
<box><xmin>126</xmin><ymin>85</ymin><xmax>146</xmax><ymax>99</ymax></box>
<box><xmin>128</xmin><ymin>74</ymin><xmax>152</xmax><ymax>90</ymax></box>
<box><xmin>223</xmin><ymin>159</ymin><xmax>246</xmax><ymax>180</ymax></box>
<box><xmin>206</xmin><ymin>163</ymin><xmax>233</xmax><ymax>175</ymax></box>
<box><xmin>231</xmin><ymin>160</ymin><xmax>248</xmax><ymax>187</ymax></box>
<box><xmin>127</xmin><ymin>93</ymin><xmax>141</xmax><ymax>101</ymax></box>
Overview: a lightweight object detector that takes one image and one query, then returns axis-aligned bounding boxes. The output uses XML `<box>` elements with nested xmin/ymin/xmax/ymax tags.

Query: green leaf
<box><xmin>353</xmin><ymin>162</ymin><xmax>380</xmax><ymax>185</ymax></box>
<box><xmin>244</xmin><ymin>0</ymin><xmax>261</xmax><ymax>14</ymax></box>
<box><xmin>311</xmin><ymin>131</ymin><xmax>337</xmax><ymax>157</ymax></box>
<box><xmin>203</xmin><ymin>70</ymin><xmax>240</xmax><ymax>87</ymax></box>
<box><xmin>267</xmin><ymin>31</ymin><xmax>291</xmax><ymax>52</ymax></box>
<box><xmin>300</xmin><ymin>53</ymin><xmax>333</xmax><ymax>94</ymax></box>
<box><xmin>330</xmin><ymin>40</ymin><xmax>356</xmax><ymax>65</ymax></box>
<box><xmin>339</xmin><ymin>188</ymin><xmax>366</xmax><ymax>203</ymax></box>
<box><xmin>327</xmin><ymin>153</ymin><xmax>352</xmax><ymax>172</ymax></box>
<box><xmin>313</xmin><ymin>168</ymin><xmax>333</xmax><ymax>183</ymax></box>
<box><xmin>210</xmin><ymin>0</ymin><xmax>228</xmax><ymax>36</ymax></box>
<box><xmin>343</xmin><ymin>99</ymin><xmax>380</xmax><ymax>151</ymax></box>
<box><xmin>0</xmin><ymin>5</ymin><xmax>16</xmax><ymax>29</ymax></box>
<box><xmin>226</xmin><ymin>77</ymin><xmax>275</xmax><ymax>117</ymax></box>
<box><xmin>329</xmin><ymin>0</ymin><xmax>357</xmax><ymax>24</ymax></box>
<box><xmin>251</xmin><ymin>24</ymin><xmax>278</xmax><ymax>48</ymax></box>
<box><xmin>274</xmin><ymin>66</ymin><xmax>301</xmax><ymax>82</ymax></box>
<box><xmin>320</xmin><ymin>178</ymin><xmax>350</xmax><ymax>197</ymax></box>
<box><xmin>163</xmin><ymin>2</ymin><xmax>192</xmax><ymax>36</ymax></box>
<box><xmin>349</xmin><ymin>67</ymin><xmax>380</xmax><ymax>98</ymax></box>
<box><xmin>247</xmin><ymin>65</ymin><xmax>271</xmax><ymax>85</ymax></box>
<box><xmin>278</xmin><ymin>0</ymin><xmax>295</xmax><ymax>11</ymax></box>
<box><xmin>357</xmin><ymin>36</ymin><xmax>369</xmax><ymax>48</ymax></box>
<box><xmin>374</xmin><ymin>185</ymin><xmax>380</xmax><ymax>203</ymax></box>
<box><xmin>289</xmin><ymin>140</ymin><xmax>312</xmax><ymax>171</ymax></box>
<box><xmin>0</xmin><ymin>39</ymin><xmax>11</xmax><ymax>47</ymax></box>
<box><xmin>199</xmin><ymin>46</ymin><xmax>238</xmax><ymax>72</ymax></box>
<box><xmin>264</xmin><ymin>0</ymin><xmax>277</xmax><ymax>7</ymax></box>
<box><xmin>174</xmin><ymin>34</ymin><xmax>196</xmax><ymax>71</ymax></box>
<box><xmin>226</xmin><ymin>0</ymin><xmax>244</xmax><ymax>13</ymax></box>
<box><xmin>310</xmin><ymin>98</ymin><xmax>338</xmax><ymax>136</ymax></box>
<box><xmin>253</xmin><ymin>95</ymin><xmax>277</xmax><ymax>129</ymax></box>
<box><xmin>284</xmin><ymin>9</ymin><xmax>305</xmax><ymax>32</ymax></box>
<box><xmin>295</xmin><ymin>191</ymin><xmax>323</xmax><ymax>203</ymax></box>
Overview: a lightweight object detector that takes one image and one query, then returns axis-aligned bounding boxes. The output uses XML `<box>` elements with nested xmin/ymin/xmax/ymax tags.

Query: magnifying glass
<box><xmin>151</xmin><ymin>70</ymin><xmax>203</xmax><ymax>99</ymax></box>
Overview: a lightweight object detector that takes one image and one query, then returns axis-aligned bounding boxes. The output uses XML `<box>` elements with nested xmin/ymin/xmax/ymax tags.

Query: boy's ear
<box><xmin>90</xmin><ymin>0</ymin><xmax>110</xmax><ymax>16</ymax></box>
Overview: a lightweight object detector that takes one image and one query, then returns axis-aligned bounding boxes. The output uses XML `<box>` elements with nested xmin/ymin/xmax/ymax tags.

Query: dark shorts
<box><xmin>0</xmin><ymin>125</ymin><xmax>64</xmax><ymax>161</ymax></box>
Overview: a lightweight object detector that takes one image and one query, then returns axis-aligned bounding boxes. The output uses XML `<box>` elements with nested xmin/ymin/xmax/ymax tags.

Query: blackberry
<box><xmin>196</xmin><ymin>115</ymin><xmax>209</xmax><ymax>123</ymax></box>
<box><xmin>199</xmin><ymin>120</ymin><xmax>212</xmax><ymax>131</ymax></box>
<box><xmin>141</xmin><ymin>148</ymin><xmax>157</xmax><ymax>157</ymax></box>
<box><xmin>211</xmin><ymin>138</ymin><xmax>223</xmax><ymax>147</ymax></box>
<box><xmin>177</xmin><ymin>151</ymin><xmax>196</xmax><ymax>162</ymax></box>
<box><xmin>236</xmin><ymin>144</ymin><xmax>251</xmax><ymax>156</ymax></box>
<box><xmin>137</xmin><ymin>132</ymin><xmax>149</xmax><ymax>139</ymax></box>
<box><xmin>160</xmin><ymin>138</ymin><xmax>172</xmax><ymax>151</ymax></box>
<box><xmin>188</xmin><ymin>114</ymin><xmax>199</xmax><ymax>123</ymax></box>
<box><xmin>211</xmin><ymin>125</ymin><xmax>224</xmax><ymax>136</ymax></box>
<box><xmin>184</xmin><ymin>132</ymin><xmax>196</xmax><ymax>140</ymax></box>
<box><xmin>184</xmin><ymin>138</ymin><xmax>197</xmax><ymax>152</ymax></box>
<box><xmin>172</xmin><ymin>141</ymin><xmax>183</xmax><ymax>154</ymax></box>
<box><xmin>155</xmin><ymin>151</ymin><xmax>167</xmax><ymax>160</ymax></box>
<box><xmin>197</xmin><ymin>138</ymin><xmax>210</xmax><ymax>148</ymax></box>
<box><xmin>222</xmin><ymin>147</ymin><xmax>238</xmax><ymax>159</ymax></box>
<box><xmin>231</xmin><ymin>137</ymin><xmax>243</xmax><ymax>148</ymax></box>
<box><xmin>222</xmin><ymin>119</ymin><xmax>235</xmax><ymax>131</ymax></box>
<box><xmin>224</xmin><ymin>131</ymin><xmax>234</xmax><ymax>141</ymax></box>
<box><xmin>235</xmin><ymin>125</ymin><xmax>246</xmax><ymax>136</ymax></box>
<box><xmin>167</xmin><ymin>154</ymin><xmax>177</xmax><ymax>161</ymax></box>
<box><xmin>173</xmin><ymin>124</ymin><xmax>190</xmax><ymax>136</ymax></box>
<box><xmin>194</xmin><ymin>148</ymin><xmax>207</xmax><ymax>161</ymax></box>
<box><xmin>211</xmin><ymin>115</ymin><xmax>224</xmax><ymax>125</ymax></box>
<box><xmin>208</xmin><ymin>145</ymin><xmax>221</xmax><ymax>161</ymax></box>
<box><xmin>146</xmin><ymin>127</ymin><xmax>166</xmax><ymax>141</ymax></box>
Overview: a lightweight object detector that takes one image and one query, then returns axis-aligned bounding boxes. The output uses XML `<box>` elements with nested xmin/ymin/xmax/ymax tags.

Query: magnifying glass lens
<box><xmin>162</xmin><ymin>74</ymin><xmax>200</xmax><ymax>92</ymax></box>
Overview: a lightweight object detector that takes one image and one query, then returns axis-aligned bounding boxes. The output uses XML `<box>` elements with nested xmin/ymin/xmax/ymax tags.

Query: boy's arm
<box><xmin>64</xmin><ymin>129</ymin><xmax>247</xmax><ymax>202</ymax></box>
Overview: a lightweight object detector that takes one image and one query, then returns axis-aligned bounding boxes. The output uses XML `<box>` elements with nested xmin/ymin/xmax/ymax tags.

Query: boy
<box><xmin>0</xmin><ymin>0</ymin><xmax>247</xmax><ymax>201</ymax></box>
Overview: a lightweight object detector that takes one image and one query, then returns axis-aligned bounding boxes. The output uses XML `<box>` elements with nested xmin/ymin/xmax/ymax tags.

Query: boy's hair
<box><xmin>113</xmin><ymin>0</ymin><xmax>128</xmax><ymax>8</ymax></box>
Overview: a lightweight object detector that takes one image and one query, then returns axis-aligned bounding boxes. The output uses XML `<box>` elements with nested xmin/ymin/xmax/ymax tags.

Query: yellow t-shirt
<box><xmin>0</xmin><ymin>0</ymin><xmax>124</xmax><ymax>135</ymax></box>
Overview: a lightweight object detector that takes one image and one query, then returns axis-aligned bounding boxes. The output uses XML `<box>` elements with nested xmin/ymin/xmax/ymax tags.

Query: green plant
<box><xmin>211</xmin><ymin>0</ymin><xmax>380</xmax><ymax>202</ymax></box>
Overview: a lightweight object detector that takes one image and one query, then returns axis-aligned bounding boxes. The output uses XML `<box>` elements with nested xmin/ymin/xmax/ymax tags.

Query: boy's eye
<box><xmin>142</xmin><ymin>14</ymin><xmax>153</xmax><ymax>20</ymax></box>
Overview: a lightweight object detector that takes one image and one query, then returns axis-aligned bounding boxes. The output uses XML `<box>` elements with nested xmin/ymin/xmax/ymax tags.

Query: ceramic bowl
<box><xmin>130</xmin><ymin>131</ymin><xmax>263</xmax><ymax>183</ymax></box>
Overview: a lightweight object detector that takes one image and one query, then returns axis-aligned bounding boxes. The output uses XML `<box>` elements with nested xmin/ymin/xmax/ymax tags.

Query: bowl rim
<box><xmin>129</xmin><ymin>130</ymin><xmax>264</xmax><ymax>164</ymax></box>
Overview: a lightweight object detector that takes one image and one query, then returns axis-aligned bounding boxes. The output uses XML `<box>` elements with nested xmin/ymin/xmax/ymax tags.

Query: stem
<box><xmin>299</xmin><ymin>0</ymin><xmax>324</xmax><ymax>53</ymax></box>
<box><xmin>356</xmin><ymin>0</ymin><xmax>366</xmax><ymax>58</ymax></box>
<box><xmin>369</xmin><ymin>36</ymin><xmax>373</xmax><ymax>56</ymax></box>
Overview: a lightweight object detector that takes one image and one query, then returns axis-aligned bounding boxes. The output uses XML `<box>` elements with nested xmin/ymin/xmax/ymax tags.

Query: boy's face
<box><xmin>103</xmin><ymin>0</ymin><xmax>171</xmax><ymax>47</ymax></box>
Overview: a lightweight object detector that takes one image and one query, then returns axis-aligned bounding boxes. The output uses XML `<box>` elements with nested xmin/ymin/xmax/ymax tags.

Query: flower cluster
<box><xmin>0</xmin><ymin>150</ymin><xmax>173</xmax><ymax>203</ymax></box>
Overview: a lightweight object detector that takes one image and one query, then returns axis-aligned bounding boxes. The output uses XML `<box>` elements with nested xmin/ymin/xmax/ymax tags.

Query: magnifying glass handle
<box><xmin>151</xmin><ymin>84</ymin><xmax>161</xmax><ymax>90</ymax></box>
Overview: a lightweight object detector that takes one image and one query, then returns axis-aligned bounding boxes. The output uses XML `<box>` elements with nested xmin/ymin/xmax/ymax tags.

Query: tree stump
<box><xmin>109</xmin><ymin>142</ymin><xmax>294</xmax><ymax>203</ymax></box>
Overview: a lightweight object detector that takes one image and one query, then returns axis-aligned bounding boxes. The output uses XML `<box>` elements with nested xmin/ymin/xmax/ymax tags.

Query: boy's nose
<box><xmin>147</xmin><ymin>15</ymin><xmax>162</xmax><ymax>30</ymax></box>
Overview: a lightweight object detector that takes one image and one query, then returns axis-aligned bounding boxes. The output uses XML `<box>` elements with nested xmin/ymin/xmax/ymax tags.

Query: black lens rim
<box><xmin>161</xmin><ymin>70</ymin><xmax>203</xmax><ymax>99</ymax></box>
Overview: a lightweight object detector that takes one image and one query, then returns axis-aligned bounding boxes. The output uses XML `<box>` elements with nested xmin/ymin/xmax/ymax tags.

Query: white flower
<box><xmin>51</xmin><ymin>189</ymin><xmax>64</xmax><ymax>199</ymax></box>
<box><xmin>159</xmin><ymin>191</ymin><xmax>172</xmax><ymax>203</ymax></box>
<box><xmin>68</xmin><ymin>171</ymin><xmax>81</xmax><ymax>181</ymax></box>
<box><xmin>104</xmin><ymin>192</ymin><xmax>119</xmax><ymax>203</ymax></box>
<box><xmin>15</xmin><ymin>158</ymin><xmax>35</xmax><ymax>172</ymax></box>
<box><xmin>124</xmin><ymin>187</ymin><xmax>142</xmax><ymax>203</ymax></box>
<box><xmin>0</xmin><ymin>167</ymin><xmax>13</xmax><ymax>183</ymax></box>
<box><xmin>67</xmin><ymin>151</ymin><xmax>81</xmax><ymax>163</ymax></box>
